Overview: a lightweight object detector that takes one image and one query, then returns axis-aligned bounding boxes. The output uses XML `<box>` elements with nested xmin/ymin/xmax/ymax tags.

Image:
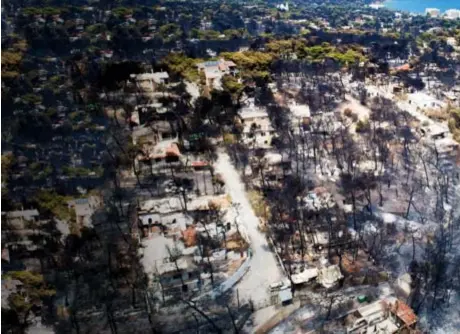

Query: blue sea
<box><xmin>383</xmin><ymin>0</ymin><xmax>460</xmax><ymax>14</ymax></box>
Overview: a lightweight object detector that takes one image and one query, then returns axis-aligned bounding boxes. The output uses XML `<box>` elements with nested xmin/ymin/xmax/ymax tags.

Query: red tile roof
<box><xmin>391</xmin><ymin>300</ymin><xmax>417</xmax><ymax>327</ymax></box>
<box><xmin>192</xmin><ymin>161</ymin><xmax>209</xmax><ymax>167</ymax></box>
<box><xmin>150</xmin><ymin>142</ymin><xmax>181</xmax><ymax>159</ymax></box>
<box><xmin>313</xmin><ymin>186</ymin><xmax>328</xmax><ymax>196</ymax></box>
<box><xmin>224</xmin><ymin>60</ymin><xmax>236</xmax><ymax>67</ymax></box>
<box><xmin>396</xmin><ymin>64</ymin><xmax>411</xmax><ymax>72</ymax></box>
<box><xmin>182</xmin><ymin>226</ymin><xmax>197</xmax><ymax>247</ymax></box>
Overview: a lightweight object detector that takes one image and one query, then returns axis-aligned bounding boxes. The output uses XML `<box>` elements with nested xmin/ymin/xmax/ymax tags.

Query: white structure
<box><xmin>239</xmin><ymin>100</ymin><xmax>275</xmax><ymax>148</ymax></box>
<box><xmin>347</xmin><ymin>300</ymin><xmax>393</xmax><ymax>333</ymax></box>
<box><xmin>302</xmin><ymin>187</ymin><xmax>336</xmax><ymax>212</ymax></box>
<box><xmin>419</xmin><ymin>123</ymin><xmax>449</xmax><ymax>141</ymax></box>
<box><xmin>369</xmin><ymin>3</ymin><xmax>385</xmax><ymax>9</ymax></box>
<box><xmin>348</xmin><ymin>301</ymin><xmax>387</xmax><ymax>330</ymax></box>
<box><xmin>446</xmin><ymin>37</ymin><xmax>458</xmax><ymax>48</ymax></box>
<box><xmin>131</xmin><ymin>71</ymin><xmax>169</xmax><ymax>91</ymax></box>
<box><xmin>151</xmin><ymin>71</ymin><xmax>169</xmax><ymax>85</ymax></box>
<box><xmin>317</xmin><ymin>264</ymin><xmax>343</xmax><ymax>288</ymax></box>
<box><xmin>276</xmin><ymin>2</ymin><xmax>289</xmax><ymax>11</ymax></box>
<box><xmin>206</xmin><ymin>49</ymin><xmax>217</xmax><ymax>57</ymax></box>
<box><xmin>408</xmin><ymin>92</ymin><xmax>446</xmax><ymax>111</ymax></box>
<box><xmin>346</xmin><ymin>297</ymin><xmax>417</xmax><ymax>334</ymax></box>
<box><xmin>289</xmin><ymin>103</ymin><xmax>311</xmax><ymax>134</ymax></box>
<box><xmin>140</xmin><ymin>234</ymin><xmax>201</xmax><ymax>295</ymax></box>
<box><xmin>434</xmin><ymin>137</ymin><xmax>459</xmax><ymax>155</ymax></box>
<box><xmin>278</xmin><ymin>287</ymin><xmax>293</xmax><ymax>305</ymax></box>
<box><xmin>445</xmin><ymin>9</ymin><xmax>460</xmax><ymax>20</ymax></box>
<box><xmin>138</xmin><ymin>212</ymin><xmax>193</xmax><ymax>231</ymax></box>
<box><xmin>197</xmin><ymin>59</ymin><xmax>237</xmax><ymax>89</ymax></box>
<box><xmin>291</xmin><ymin>268</ymin><xmax>318</xmax><ymax>285</ymax></box>
<box><xmin>67</xmin><ymin>197</ymin><xmax>101</xmax><ymax>227</ymax></box>
<box><xmin>262</xmin><ymin>152</ymin><xmax>283</xmax><ymax>166</ymax></box>
<box><xmin>425</xmin><ymin>8</ymin><xmax>440</xmax><ymax>17</ymax></box>
<box><xmin>200</xmin><ymin>19</ymin><xmax>212</xmax><ymax>30</ymax></box>
<box><xmin>139</xmin><ymin>194</ymin><xmax>231</xmax><ymax>215</ymax></box>
<box><xmin>443</xmin><ymin>90</ymin><xmax>458</xmax><ymax>101</ymax></box>
<box><xmin>2</xmin><ymin>279</ymin><xmax>23</xmax><ymax>309</ymax></box>
<box><xmin>396</xmin><ymin>273</ymin><xmax>412</xmax><ymax>297</ymax></box>
<box><xmin>2</xmin><ymin>209</ymin><xmax>40</xmax><ymax>225</ymax></box>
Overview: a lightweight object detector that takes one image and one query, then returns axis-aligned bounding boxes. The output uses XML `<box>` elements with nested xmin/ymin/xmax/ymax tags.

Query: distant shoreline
<box><xmin>375</xmin><ymin>0</ymin><xmax>460</xmax><ymax>14</ymax></box>
<box><xmin>369</xmin><ymin>2</ymin><xmax>386</xmax><ymax>10</ymax></box>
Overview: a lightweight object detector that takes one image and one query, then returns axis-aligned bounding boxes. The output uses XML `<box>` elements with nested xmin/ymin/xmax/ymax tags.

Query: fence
<box><xmin>251</xmin><ymin>290</ymin><xmax>315</xmax><ymax>312</ymax></box>
<box><xmin>267</xmin><ymin>234</ymin><xmax>288</xmax><ymax>276</ymax></box>
<box><xmin>194</xmin><ymin>225</ymin><xmax>253</xmax><ymax>301</ymax></box>
<box><xmin>210</xmin><ymin>253</ymin><xmax>251</xmax><ymax>299</ymax></box>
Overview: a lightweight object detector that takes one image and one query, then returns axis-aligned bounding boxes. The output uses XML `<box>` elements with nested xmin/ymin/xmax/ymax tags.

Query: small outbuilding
<box><xmin>291</xmin><ymin>268</ymin><xmax>319</xmax><ymax>287</ymax></box>
<box><xmin>317</xmin><ymin>264</ymin><xmax>343</xmax><ymax>289</ymax></box>
<box><xmin>279</xmin><ymin>287</ymin><xmax>293</xmax><ymax>306</ymax></box>
<box><xmin>396</xmin><ymin>273</ymin><xmax>412</xmax><ymax>297</ymax></box>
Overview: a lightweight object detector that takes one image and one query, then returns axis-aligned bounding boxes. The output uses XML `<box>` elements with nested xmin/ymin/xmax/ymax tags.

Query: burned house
<box><xmin>131</xmin><ymin>71</ymin><xmax>170</xmax><ymax>92</ymax></box>
<box><xmin>346</xmin><ymin>298</ymin><xmax>417</xmax><ymax>334</ymax></box>
<box><xmin>288</xmin><ymin>103</ymin><xmax>311</xmax><ymax>134</ymax></box>
<box><xmin>300</xmin><ymin>190</ymin><xmax>350</xmax><ymax>255</ymax></box>
<box><xmin>238</xmin><ymin>100</ymin><xmax>275</xmax><ymax>149</ymax></box>
<box><xmin>137</xmin><ymin>194</ymin><xmax>245</xmax><ymax>302</ymax></box>
<box><xmin>251</xmin><ymin>152</ymin><xmax>292</xmax><ymax>190</ymax></box>
<box><xmin>67</xmin><ymin>196</ymin><xmax>101</xmax><ymax>227</ymax></box>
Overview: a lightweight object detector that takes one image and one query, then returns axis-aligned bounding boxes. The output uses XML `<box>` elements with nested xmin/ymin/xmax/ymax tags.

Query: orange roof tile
<box><xmin>150</xmin><ymin>142</ymin><xmax>181</xmax><ymax>159</ymax></box>
<box><xmin>165</xmin><ymin>143</ymin><xmax>180</xmax><ymax>156</ymax></box>
<box><xmin>192</xmin><ymin>161</ymin><xmax>209</xmax><ymax>167</ymax></box>
<box><xmin>396</xmin><ymin>64</ymin><xmax>411</xmax><ymax>72</ymax></box>
<box><xmin>224</xmin><ymin>60</ymin><xmax>236</xmax><ymax>67</ymax></box>
<box><xmin>391</xmin><ymin>300</ymin><xmax>417</xmax><ymax>326</ymax></box>
<box><xmin>182</xmin><ymin>226</ymin><xmax>197</xmax><ymax>247</ymax></box>
<box><xmin>313</xmin><ymin>186</ymin><xmax>328</xmax><ymax>196</ymax></box>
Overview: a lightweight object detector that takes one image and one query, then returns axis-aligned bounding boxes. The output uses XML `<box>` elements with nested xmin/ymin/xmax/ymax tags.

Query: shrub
<box><xmin>223</xmin><ymin>133</ymin><xmax>237</xmax><ymax>145</ymax></box>
<box><xmin>248</xmin><ymin>190</ymin><xmax>270</xmax><ymax>220</ymax></box>
<box><xmin>344</xmin><ymin>108</ymin><xmax>353</xmax><ymax>117</ymax></box>
<box><xmin>425</xmin><ymin>109</ymin><xmax>449</xmax><ymax>121</ymax></box>
<box><xmin>356</xmin><ymin>119</ymin><xmax>370</xmax><ymax>133</ymax></box>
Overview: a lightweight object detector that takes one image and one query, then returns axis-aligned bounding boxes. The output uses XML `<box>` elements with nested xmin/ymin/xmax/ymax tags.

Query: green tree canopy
<box><xmin>161</xmin><ymin>53</ymin><xmax>203</xmax><ymax>82</ymax></box>
<box><xmin>221</xmin><ymin>74</ymin><xmax>244</xmax><ymax>99</ymax></box>
<box><xmin>1</xmin><ymin>51</ymin><xmax>23</xmax><ymax>79</ymax></box>
<box><xmin>2</xmin><ymin>271</ymin><xmax>56</xmax><ymax>332</ymax></box>
<box><xmin>33</xmin><ymin>190</ymin><xmax>72</xmax><ymax>221</ymax></box>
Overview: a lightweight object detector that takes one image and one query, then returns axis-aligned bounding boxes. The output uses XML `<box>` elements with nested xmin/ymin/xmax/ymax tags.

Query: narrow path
<box><xmin>214</xmin><ymin>152</ymin><xmax>283</xmax><ymax>305</ymax></box>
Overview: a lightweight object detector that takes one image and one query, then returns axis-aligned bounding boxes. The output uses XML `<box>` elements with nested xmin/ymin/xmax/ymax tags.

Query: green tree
<box><xmin>33</xmin><ymin>190</ymin><xmax>72</xmax><ymax>221</ymax></box>
<box><xmin>221</xmin><ymin>74</ymin><xmax>244</xmax><ymax>98</ymax></box>
<box><xmin>327</xmin><ymin>49</ymin><xmax>365</xmax><ymax>65</ymax></box>
<box><xmin>266</xmin><ymin>39</ymin><xmax>294</xmax><ymax>56</ymax></box>
<box><xmin>220</xmin><ymin>51</ymin><xmax>275</xmax><ymax>81</ymax></box>
<box><xmin>1</xmin><ymin>153</ymin><xmax>15</xmax><ymax>184</ymax></box>
<box><xmin>21</xmin><ymin>93</ymin><xmax>43</xmax><ymax>106</ymax></box>
<box><xmin>1</xmin><ymin>51</ymin><xmax>23</xmax><ymax>79</ymax></box>
<box><xmin>158</xmin><ymin>23</ymin><xmax>181</xmax><ymax>41</ymax></box>
<box><xmin>161</xmin><ymin>53</ymin><xmax>203</xmax><ymax>82</ymax></box>
<box><xmin>356</xmin><ymin>118</ymin><xmax>370</xmax><ymax>133</ymax></box>
<box><xmin>223</xmin><ymin>28</ymin><xmax>247</xmax><ymax>39</ymax></box>
<box><xmin>85</xmin><ymin>24</ymin><xmax>107</xmax><ymax>34</ymax></box>
<box><xmin>2</xmin><ymin>271</ymin><xmax>56</xmax><ymax>332</ymax></box>
<box><xmin>112</xmin><ymin>7</ymin><xmax>134</xmax><ymax>18</ymax></box>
